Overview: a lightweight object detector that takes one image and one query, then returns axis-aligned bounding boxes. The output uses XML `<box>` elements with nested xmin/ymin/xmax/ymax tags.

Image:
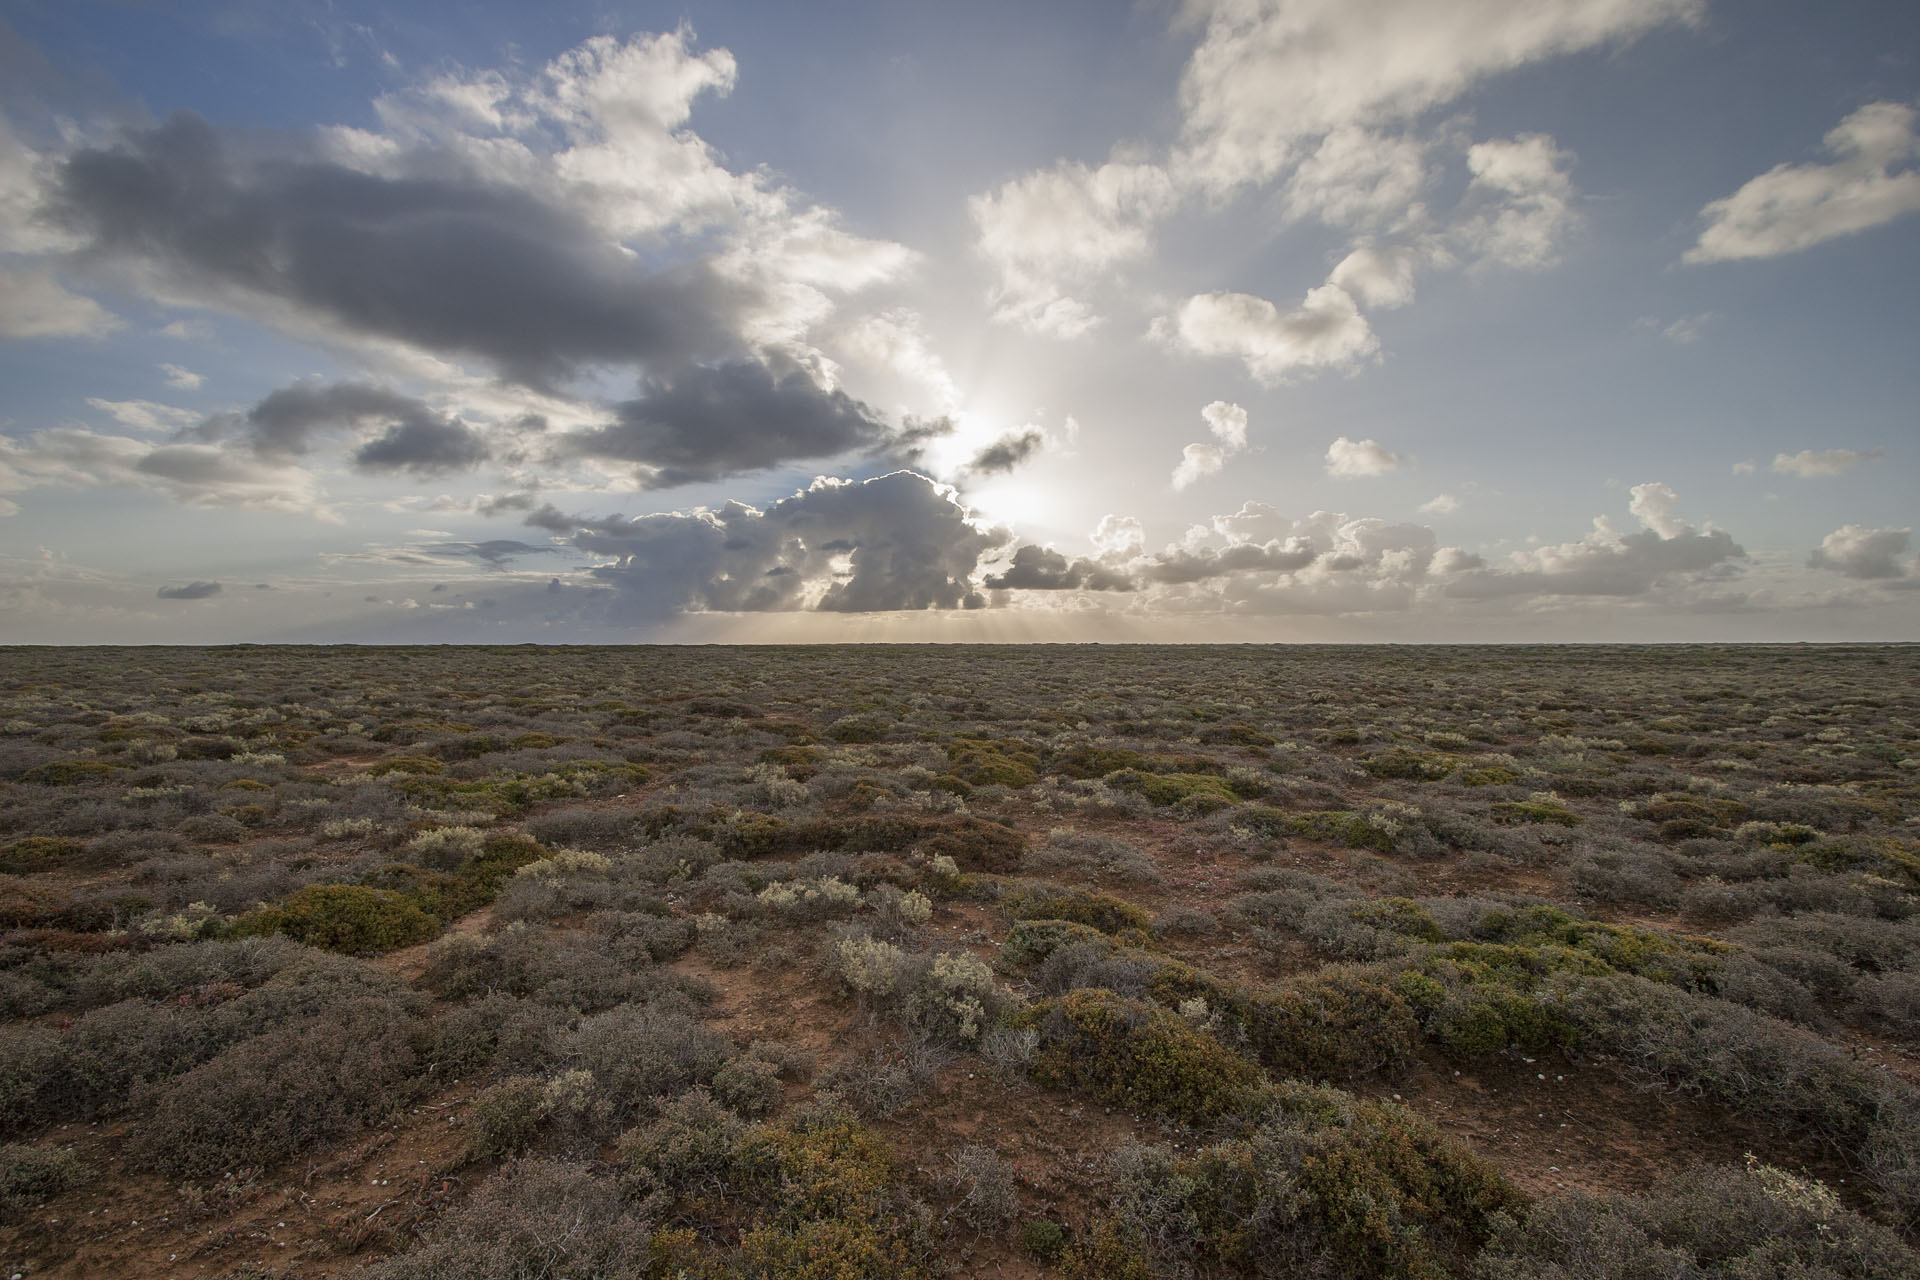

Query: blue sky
<box><xmin>0</xmin><ymin>0</ymin><xmax>1915</xmax><ymax>641</ymax></box>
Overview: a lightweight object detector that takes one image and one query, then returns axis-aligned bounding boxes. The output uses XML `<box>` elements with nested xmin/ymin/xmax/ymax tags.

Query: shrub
<box><xmin>0</xmin><ymin>1143</ymin><xmax>88</xmax><ymax>1221</ymax></box>
<box><xmin>1004</xmin><ymin>886</ymin><xmax>1153</xmax><ymax>936</ymax></box>
<box><xmin>466</xmin><ymin>1075</ymin><xmax>550</xmax><ymax>1162</ymax></box>
<box><xmin>1474</xmin><ymin>1157</ymin><xmax>1920</xmax><ymax>1279</ymax></box>
<box><xmin>357</xmin><ymin>1158</ymin><xmax>656</xmax><ymax>1280</ymax></box>
<box><xmin>1096</xmin><ymin>1082</ymin><xmax>1520</xmax><ymax>1280</ymax></box>
<box><xmin>618</xmin><ymin>1085</ymin><xmax>750</xmax><ymax>1201</ymax></box>
<box><xmin>710</xmin><ymin>1052</ymin><xmax>784</xmax><ymax>1118</ymax></box>
<box><xmin>131</xmin><ymin>999</ymin><xmax>418</xmax><ymax>1176</ymax></box>
<box><xmin>562</xmin><ymin>1005</ymin><xmax>731</xmax><ymax>1124</ymax></box>
<box><xmin>0</xmin><ymin>838</ymin><xmax>87</xmax><ymax>875</ymax></box>
<box><xmin>1015</xmin><ymin>990</ymin><xmax>1269</xmax><ymax>1124</ymax></box>
<box><xmin>944</xmin><ymin>1143</ymin><xmax>1019</xmax><ymax>1227</ymax></box>
<box><xmin>239</xmin><ymin>883</ymin><xmax>441</xmax><ymax>954</ymax></box>
<box><xmin>1237</xmin><ymin>970</ymin><xmax>1422</xmax><ymax>1082</ymax></box>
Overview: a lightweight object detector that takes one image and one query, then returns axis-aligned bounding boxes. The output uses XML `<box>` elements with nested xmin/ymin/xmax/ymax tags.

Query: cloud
<box><xmin>1686</xmin><ymin>101</ymin><xmax>1920</xmax><ymax>264</ymax></box>
<box><xmin>541</xmin><ymin>470</ymin><xmax>1003</xmax><ymax>616</ymax></box>
<box><xmin>156</xmin><ymin>580</ymin><xmax>221</xmax><ymax>600</ymax></box>
<box><xmin>1807</xmin><ymin>524</ymin><xmax>1914</xmax><ymax>581</ymax></box>
<box><xmin>834</xmin><ymin>308</ymin><xmax>960</xmax><ymax>410</ymax></box>
<box><xmin>1157</xmin><ymin>285</ymin><xmax>1376</xmax><ymax>383</ymax></box>
<box><xmin>1445</xmin><ymin>482</ymin><xmax>1744</xmax><ymax>598</ymax></box>
<box><xmin>1329</xmin><ymin>244</ymin><xmax>1421</xmax><ymax>309</ymax></box>
<box><xmin>1419</xmin><ymin>493</ymin><xmax>1460</xmax><ymax>514</ymax></box>
<box><xmin>49</xmin><ymin>113</ymin><xmax>745</xmax><ymax>386</ymax></box>
<box><xmin>1172</xmin><ymin>443</ymin><xmax>1226</xmax><ymax>490</ymax></box>
<box><xmin>1090</xmin><ymin>514</ymin><xmax>1146</xmax><ymax>559</ymax></box>
<box><xmin>1658</xmin><ymin>313</ymin><xmax>1715</xmax><ymax>344</ymax></box>
<box><xmin>1770</xmin><ymin>448</ymin><xmax>1876</xmax><ymax>478</ymax></box>
<box><xmin>1200</xmin><ymin>400</ymin><xmax>1248</xmax><ymax>449</ymax></box>
<box><xmin>1325</xmin><ymin>435</ymin><xmax>1403</xmax><ymax>477</ymax></box>
<box><xmin>968</xmin><ymin>429</ymin><xmax>1044</xmax><ymax>476</ymax></box>
<box><xmin>970</xmin><ymin>158</ymin><xmax>1176</xmax><ymax>337</ymax></box>
<box><xmin>1451</xmin><ymin>133</ymin><xmax>1579</xmax><ymax>269</ymax></box>
<box><xmin>158</xmin><ymin>362</ymin><xmax>203</xmax><ymax>389</ymax></box>
<box><xmin>983</xmin><ymin>545</ymin><xmax>1136</xmax><ymax>592</ymax></box>
<box><xmin>1282</xmin><ymin>127</ymin><xmax>1434</xmax><ymax>230</ymax></box>
<box><xmin>0</xmin><ymin>263</ymin><xmax>118</xmax><ymax>338</ymax></box>
<box><xmin>35</xmin><ymin>31</ymin><xmax>910</xmax><ymax>390</ymax></box>
<box><xmin>0</xmin><ymin>427</ymin><xmax>328</xmax><ymax>516</ymax></box>
<box><xmin>1175</xmin><ymin>0</ymin><xmax>1701</xmax><ymax>193</ymax></box>
<box><xmin>424</xmin><ymin>539</ymin><xmax>559</xmax><ymax>569</ymax></box>
<box><xmin>558</xmin><ymin>360</ymin><xmax>890</xmax><ymax>488</ymax></box>
<box><xmin>85</xmin><ymin>398</ymin><xmax>199</xmax><ymax>434</ymax></box>
<box><xmin>1171</xmin><ymin>400</ymin><xmax>1250</xmax><ymax>489</ymax></box>
<box><xmin>196</xmin><ymin>380</ymin><xmax>491</xmax><ymax>474</ymax></box>
<box><xmin>1732</xmin><ymin>459</ymin><xmax>1756</xmax><ymax>476</ymax></box>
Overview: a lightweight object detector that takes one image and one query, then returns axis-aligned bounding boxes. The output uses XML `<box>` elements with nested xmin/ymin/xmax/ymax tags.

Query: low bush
<box><xmin>0</xmin><ymin>1143</ymin><xmax>88</xmax><ymax>1222</ymax></box>
<box><xmin>1003</xmin><ymin>886</ymin><xmax>1152</xmax><ymax>936</ymax></box>
<box><xmin>1014</xmin><ymin>989</ymin><xmax>1270</xmax><ymax>1124</ymax></box>
<box><xmin>236</xmin><ymin>883</ymin><xmax>440</xmax><ymax>954</ymax></box>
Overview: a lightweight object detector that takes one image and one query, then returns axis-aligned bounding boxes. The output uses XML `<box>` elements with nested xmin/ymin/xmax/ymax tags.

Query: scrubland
<box><xmin>0</xmin><ymin>642</ymin><xmax>1916</xmax><ymax>1278</ymax></box>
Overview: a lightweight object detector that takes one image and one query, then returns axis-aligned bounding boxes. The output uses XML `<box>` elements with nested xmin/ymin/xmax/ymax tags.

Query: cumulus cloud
<box><xmin>970</xmin><ymin>158</ymin><xmax>1176</xmax><ymax>337</ymax></box>
<box><xmin>1686</xmin><ymin>101</ymin><xmax>1920</xmax><ymax>264</ymax></box>
<box><xmin>1445</xmin><ymin>482</ymin><xmax>1744</xmax><ymax>598</ymax></box>
<box><xmin>1329</xmin><ymin>244</ymin><xmax>1421</xmax><ymax>309</ymax></box>
<box><xmin>834</xmin><ymin>308</ymin><xmax>960</xmax><ymax>410</ymax></box>
<box><xmin>559</xmin><ymin>361</ymin><xmax>890</xmax><ymax>488</ymax></box>
<box><xmin>1771</xmin><ymin>448</ymin><xmax>1877</xmax><ymax>478</ymax></box>
<box><xmin>1171</xmin><ymin>443</ymin><xmax>1226</xmax><ymax>490</ymax></box>
<box><xmin>1325</xmin><ymin>435</ymin><xmax>1403</xmax><ymax>477</ymax></box>
<box><xmin>1419</xmin><ymin>493</ymin><xmax>1460</xmax><ymax>514</ymax></box>
<box><xmin>1090</xmin><ymin>514</ymin><xmax>1146</xmax><ymax>559</ymax></box>
<box><xmin>1171</xmin><ymin>400</ymin><xmax>1251</xmax><ymax>489</ymax></box>
<box><xmin>0</xmin><ymin>263</ymin><xmax>118</xmax><ymax>338</ymax></box>
<box><xmin>1807</xmin><ymin>524</ymin><xmax>1914</xmax><ymax>581</ymax></box>
<box><xmin>1156</xmin><ymin>285</ymin><xmax>1376</xmax><ymax>383</ymax></box>
<box><xmin>34</xmin><ymin>30</ymin><xmax>909</xmax><ymax>389</ymax></box>
<box><xmin>1282</xmin><ymin>127</ymin><xmax>1434</xmax><ymax>230</ymax></box>
<box><xmin>1452</xmin><ymin>133</ymin><xmax>1579</xmax><ymax>269</ymax></box>
<box><xmin>983</xmin><ymin>545</ymin><xmax>1136</xmax><ymax>592</ymax></box>
<box><xmin>156</xmin><ymin>580</ymin><xmax>221</xmax><ymax>600</ymax></box>
<box><xmin>538</xmin><ymin>470</ymin><xmax>1003</xmax><ymax>617</ymax></box>
<box><xmin>1175</xmin><ymin>0</ymin><xmax>1701</xmax><ymax>192</ymax></box>
<box><xmin>158</xmin><ymin>362</ymin><xmax>203</xmax><ymax>389</ymax></box>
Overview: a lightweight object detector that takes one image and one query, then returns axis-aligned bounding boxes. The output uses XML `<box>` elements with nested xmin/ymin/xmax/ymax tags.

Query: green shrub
<box><xmin>1001</xmin><ymin>918</ymin><xmax>1117</xmax><ymax>966</ymax></box>
<box><xmin>1021</xmin><ymin>1216</ymin><xmax>1068</xmax><ymax>1263</ymax></box>
<box><xmin>466</xmin><ymin>1075</ymin><xmax>550</xmax><ymax>1162</ymax></box>
<box><xmin>1490</xmin><ymin>800</ymin><xmax>1582</xmax><ymax>827</ymax></box>
<box><xmin>21</xmin><ymin>761</ymin><xmax>116</xmax><ymax>786</ymax></box>
<box><xmin>1365</xmin><ymin>749</ymin><xmax>1457</xmax><ymax>781</ymax></box>
<box><xmin>239</xmin><ymin>884</ymin><xmax>441</xmax><ymax>954</ymax></box>
<box><xmin>1096</xmin><ymin>1082</ymin><xmax>1520</xmax><ymax>1279</ymax></box>
<box><xmin>1004</xmin><ymin>886</ymin><xmax>1153</xmax><ymax>936</ymax></box>
<box><xmin>0</xmin><ymin>838</ymin><xmax>88</xmax><ymax>875</ymax></box>
<box><xmin>1015</xmin><ymin>990</ymin><xmax>1269</xmax><ymax>1124</ymax></box>
<box><xmin>1104</xmin><ymin>769</ymin><xmax>1239</xmax><ymax>808</ymax></box>
<box><xmin>946</xmin><ymin>737</ymin><xmax>1041</xmax><ymax>788</ymax></box>
<box><xmin>1236</xmin><ymin>970</ymin><xmax>1422</xmax><ymax>1082</ymax></box>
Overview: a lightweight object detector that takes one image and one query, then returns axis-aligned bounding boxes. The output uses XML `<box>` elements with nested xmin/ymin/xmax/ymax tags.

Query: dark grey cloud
<box><xmin>156</xmin><ymin>580</ymin><xmax>221</xmax><ymax>599</ymax></box>
<box><xmin>968</xmin><ymin>429</ymin><xmax>1043</xmax><ymax>475</ymax></box>
<box><xmin>560</xmin><ymin>361</ymin><xmax>890</xmax><ymax>488</ymax></box>
<box><xmin>984</xmin><ymin>546</ymin><xmax>1135</xmax><ymax>592</ymax></box>
<box><xmin>194</xmin><ymin>380</ymin><xmax>491</xmax><ymax>474</ymax></box>
<box><xmin>49</xmin><ymin>113</ymin><xmax>746</xmax><ymax>385</ymax></box>
<box><xmin>425</xmin><ymin>539</ymin><xmax>558</xmax><ymax>569</ymax></box>
<box><xmin>537</xmin><ymin>470</ymin><xmax>1003</xmax><ymax>617</ymax></box>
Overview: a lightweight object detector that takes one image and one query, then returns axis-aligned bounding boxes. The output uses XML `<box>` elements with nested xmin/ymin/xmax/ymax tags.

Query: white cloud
<box><xmin>1732</xmin><ymin>459</ymin><xmax>1756</xmax><ymax>476</ymax></box>
<box><xmin>1158</xmin><ymin>285</ymin><xmax>1377</xmax><ymax>383</ymax></box>
<box><xmin>1329</xmin><ymin>244</ymin><xmax>1422</xmax><ymax>309</ymax></box>
<box><xmin>1686</xmin><ymin>101</ymin><xmax>1920</xmax><ymax>264</ymax></box>
<box><xmin>84</xmin><ymin>398</ymin><xmax>201</xmax><ymax>434</ymax></box>
<box><xmin>1326</xmin><ymin>435</ymin><xmax>1403</xmax><ymax>477</ymax></box>
<box><xmin>1771</xmin><ymin>448</ymin><xmax>1876</xmax><ymax>478</ymax></box>
<box><xmin>1175</xmin><ymin>0</ymin><xmax>1701</xmax><ymax>193</ymax></box>
<box><xmin>1200</xmin><ymin>400</ymin><xmax>1248</xmax><ymax>449</ymax></box>
<box><xmin>1626</xmin><ymin>480</ymin><xmax>1686</xmax><ymax>538</ymax></box>
<box><xmin>1282</xmin><ymin>127</ymin><xmax>1433</xmax><ymax>230</ymax></box>
<box><xmin>834</xmin><ymin>308</ymin><xmax>960</xmax><ymax>410</ymax></box>
<box><xmin>158</xmin><ymin>363</ymin><xmax>205</xmax><ymax>390</ymax></box>
<box><xmin>1807</xmin><ymin>524</ymin><xmax>1914</xmax><ymax>581</ymax></box>
<box><xmin>0</xmin><ymin>265</ymin><xmax>119</xmax><ymax>339</ymax></box>
<box><xmin>1452</xmin><ymin>133</ymin><xmax>1579</xmax><ymax>269</ymax></box>
<box><xmin>1419</xmin><ymin>493</ymin><xmax>1460</xmax><ymax>514</ymax></box>
<box><xmin>1090</xmin><ymin>513</ymin><xmax>1146</xmax><ymax>559</ymax></box>
<box><xmin>970</xmin><ymin>158</ymin><xmax>1176</xmax><ymax>337</ymax></box>
<box><xmin>1660</xmin><ymin>313</ymin><xmax>1715</xmax><ymax>344</ymax></box>
<box><xmin>1172</xmin><ymin>442</ymin><xmax>1226</xmax><ymax>490</ymax></box>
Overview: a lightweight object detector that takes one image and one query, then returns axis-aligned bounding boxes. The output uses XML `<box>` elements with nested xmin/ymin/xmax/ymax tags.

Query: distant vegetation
<box><xmin>0</xmin><ymin>643</ymin><xmax>1915</xmax><ymax>1276</ymax></box>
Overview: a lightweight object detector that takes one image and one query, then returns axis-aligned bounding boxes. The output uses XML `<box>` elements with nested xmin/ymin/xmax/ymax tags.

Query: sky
<box><xmin>0</xmin><ymin>0</ymin><xmax>1916</xmax><ymax>644</ymax></box>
